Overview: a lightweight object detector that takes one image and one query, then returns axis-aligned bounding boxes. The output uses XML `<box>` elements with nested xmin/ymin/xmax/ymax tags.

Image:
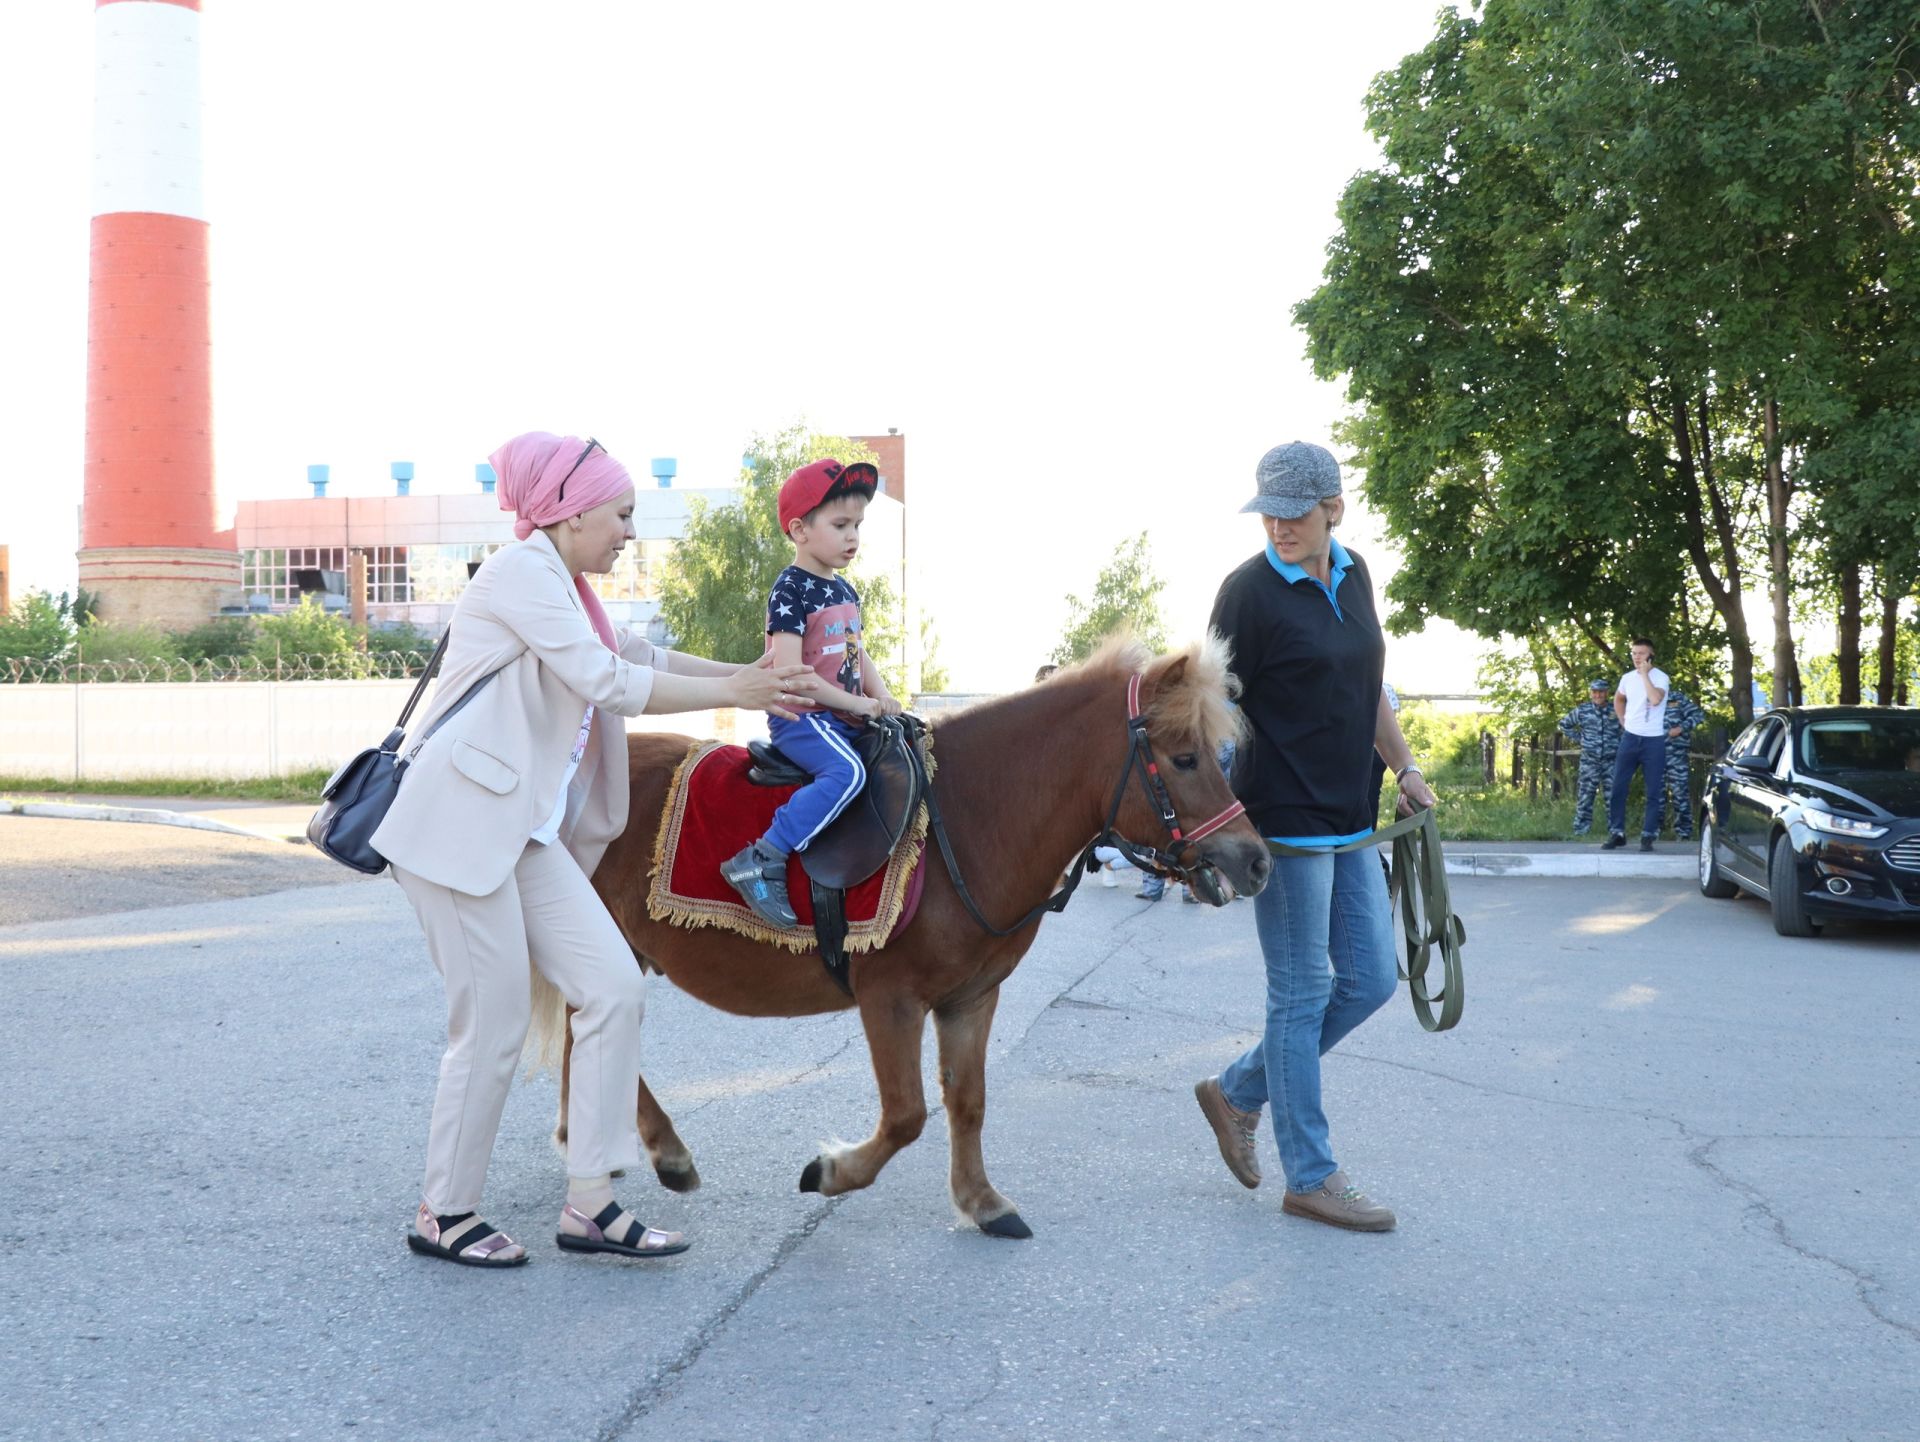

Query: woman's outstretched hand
<box><xmin>730</xmin><ymin>653</ymin><xmax>817</xmax><ymax>721</ymax></box>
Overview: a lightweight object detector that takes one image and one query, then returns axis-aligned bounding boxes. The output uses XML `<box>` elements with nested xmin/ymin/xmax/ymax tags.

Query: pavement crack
<box><xmin>928</xmin><ymin>1347</ymin><xmax>1007</xmax><ymax>1442</ymax></box>
<box><xmin>595</xmin><ymin>1196</ymin><xmax>845</xmax><ymax>1441</ymax></box>
<box><xmin>1312</xmin><ymin>1049</ymin><xmax>1920</xmax><ymax>1350</ymax></box>
<box><xmin>1683</xmin><ymin>1132</ymin><xmax>1920</xmax><ymax>1348</ymax></box>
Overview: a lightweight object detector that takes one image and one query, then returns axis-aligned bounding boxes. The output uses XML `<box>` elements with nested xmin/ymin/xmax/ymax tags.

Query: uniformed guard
<box><xmin>1557</xmin><ymin>679</ymin><xmax>1623</xmax><ymax>835</ymax></box>
<box><xmin>1662</xmin><ymin>687</ymin><xmax>1708</xmax><ymax>840</ymax></box>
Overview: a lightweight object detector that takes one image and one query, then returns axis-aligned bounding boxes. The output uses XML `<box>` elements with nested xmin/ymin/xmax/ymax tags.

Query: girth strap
<box><xmin>810</xmin><ymin>878</ymin><xmax>854</xmax><ymax>997</ymax></box>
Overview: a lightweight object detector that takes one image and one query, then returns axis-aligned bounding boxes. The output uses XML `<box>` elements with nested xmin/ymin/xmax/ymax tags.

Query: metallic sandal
<box><xmin>406</xmin><ymin>1202</ymin><xmax>528</xmax><ymax>1267</ymax></box>
<box><xmin>556</xmin><ymin>1202</ymin><xmax>690</xmax><ymax>1259</ymax></box>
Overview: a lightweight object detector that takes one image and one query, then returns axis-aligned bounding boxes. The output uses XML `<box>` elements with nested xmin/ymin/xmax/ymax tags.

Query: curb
<box><xmin>1442</xmin><ymin>851</ymin><xmax>1695</xmax><ymax>880</ymax></box>
<box><xmin>0</xmin><ymin>799</ymin><xmax>304</xmax><ymax>845</ymax></box>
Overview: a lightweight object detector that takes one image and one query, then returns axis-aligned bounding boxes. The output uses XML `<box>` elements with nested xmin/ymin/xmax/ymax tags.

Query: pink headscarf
<box><xmin>490</xmin><ymin>431</ymin><xmax>634</xmax><ymax>652</ymax></box>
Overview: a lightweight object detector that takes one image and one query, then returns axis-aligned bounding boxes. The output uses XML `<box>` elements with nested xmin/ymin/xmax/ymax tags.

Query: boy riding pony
<box><xmin>721</xmin><ymin>458</ymin><xmax>904</xmax><ymax>926</ymax></box>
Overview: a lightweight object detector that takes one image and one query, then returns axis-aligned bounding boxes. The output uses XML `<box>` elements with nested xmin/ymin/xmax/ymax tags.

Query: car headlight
<box><xmin>1802</xmin><ymin>810</ymin><xmax>1888</xmax><ymax>839</ymax></box>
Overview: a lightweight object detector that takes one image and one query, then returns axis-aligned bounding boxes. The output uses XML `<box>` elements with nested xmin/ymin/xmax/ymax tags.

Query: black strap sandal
<box><xmin>406</xmin><ymin>1204</ymin><xmax>528</xmax><ymax>1267</ymax></box>
<box><xmin>556</xmin><ymin>1202</ymin><xmax>690</xmax><ymax>1259</ymax></box>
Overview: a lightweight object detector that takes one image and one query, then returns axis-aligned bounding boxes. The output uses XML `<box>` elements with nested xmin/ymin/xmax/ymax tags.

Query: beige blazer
<box><xmin>372</xmin><ymin>530</ymin><xmax>668</xmax><ymax>896</ymax></box>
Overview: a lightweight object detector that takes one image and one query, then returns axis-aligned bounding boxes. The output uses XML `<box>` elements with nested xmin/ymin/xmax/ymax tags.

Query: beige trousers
<box><xmin>393</xmin><ymin>841</ymin><xmax>644</xmax><ymax>1214</ymax></box>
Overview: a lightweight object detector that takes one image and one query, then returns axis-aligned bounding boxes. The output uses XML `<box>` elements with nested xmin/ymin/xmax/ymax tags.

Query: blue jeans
<box><xmin>1607</xmin><ymin>731</ymin><xmax>1665</xmax><ymax>838</ymax></box>
<box><xmin>762</xmin><ymin>712</ymin><xmax>867</xmax><ymax>855</ymax></box>
<box><xmin>1219</xmin><ymin>848</ymin><xmax>1398</xmax><ymax>1193</ymax></box>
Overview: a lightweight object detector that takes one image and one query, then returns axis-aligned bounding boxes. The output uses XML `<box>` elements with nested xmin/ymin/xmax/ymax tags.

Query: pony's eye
<box><xmin>1172</xmin><ymin>753</ymin><xmax>1199</xmax><ymax>771</ymax></box>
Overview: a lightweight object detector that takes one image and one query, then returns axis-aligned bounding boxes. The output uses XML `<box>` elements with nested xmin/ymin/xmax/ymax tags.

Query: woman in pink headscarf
<box><xmin>372</xmin><ymin>432</ymin><xmax>814</xmax><ymax>1268</ymax></box>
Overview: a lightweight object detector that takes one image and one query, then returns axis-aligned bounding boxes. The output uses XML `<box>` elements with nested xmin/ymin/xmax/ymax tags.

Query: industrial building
<box><xmin>231</xmin><ymin>433</ymin><xmax>916</xmax><ymax>680</ymax></box>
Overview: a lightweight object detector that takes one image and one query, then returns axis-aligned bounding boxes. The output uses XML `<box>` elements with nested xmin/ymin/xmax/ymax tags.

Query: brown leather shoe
<box><xmin>1194</xmin><ymin>1076</ymin><xmax>1261</xmax><ymax>1189</ymax></box>
<box><xmin>1282</xmin><ymin>1170</ymin><xmax>1396</xmax><ymax>1231</ymax></box>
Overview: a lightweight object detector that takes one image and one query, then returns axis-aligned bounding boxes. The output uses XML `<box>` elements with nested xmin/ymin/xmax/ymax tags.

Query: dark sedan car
<box><xmin>1698</xmin><ymin>705</ymin><xmax>1920</xmax><ymax>936</ymax></box>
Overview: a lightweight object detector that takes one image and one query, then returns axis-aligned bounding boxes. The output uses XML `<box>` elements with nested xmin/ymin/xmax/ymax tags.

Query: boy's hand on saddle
<box><xmin>731</xmin><ymin>654</ymin><xmax>817</xmax><ymax>720</ymax></box>
<box><xmin>870</xmin><ymin>695</ymin><xmax>904</xmax><ymax>719</ymax></box>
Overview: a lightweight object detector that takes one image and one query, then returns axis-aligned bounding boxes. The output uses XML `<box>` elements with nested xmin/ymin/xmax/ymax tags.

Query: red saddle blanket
<box><xmin>646</xmin><ymin>739</ymin><xmax>928</xmax><ymax>953</ymax></box>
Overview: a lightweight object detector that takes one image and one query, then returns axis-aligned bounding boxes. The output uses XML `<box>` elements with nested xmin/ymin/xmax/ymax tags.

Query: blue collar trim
<box><xmin>1264</xmin><ymin>536</ymin><xmax>1351</xmax><ymax>618</ymax></box>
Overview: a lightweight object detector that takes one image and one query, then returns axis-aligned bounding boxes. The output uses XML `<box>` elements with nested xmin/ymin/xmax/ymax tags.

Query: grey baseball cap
<box><xmin>1241</xmin><ymin>441</ymin><xmax>1342</xmax><ymax>519</ymax></box>
<box><xmin>1588</xmin><ymin>678</ymin><xmax>1610</xmax><ymax>692</ymax></box>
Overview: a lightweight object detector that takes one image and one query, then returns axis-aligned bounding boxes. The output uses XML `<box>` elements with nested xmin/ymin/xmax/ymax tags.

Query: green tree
<box><xmin>251</xmin><ymin>598</ymin><xmax>369</xmax><ymax>675</ymax></box>
<box><xmin>0</xmin><ymin>590</ymin><xmax>75</xmax><ymax>667</ymax></box>
<box><xmin>657</xmin><ymin>424</ymin><xmax>900</xmax><ymax>669</ymax></box>
<box><xmin>1296</xmin><ymin>0</ymin><xmax>1920</xmax><ymax>723</ymax></box>
<box><xmin>73</xmin><ymin>623</ymin><xmax>181</xmax><ymax>666</ymax></box>
<box><xmin>917</xmin><ymin>614</ymin><xmax>951</xmax><ymax>693</ymax></box>
<box><xmin>171</xmin><ymin>617</ymin><xmax>256</xmax><ymax>662</ymax></box>
<box><xmin>1050</xmin><ymin>533</ymin><xmax>1167</xmax><ymax>666</ymax></box>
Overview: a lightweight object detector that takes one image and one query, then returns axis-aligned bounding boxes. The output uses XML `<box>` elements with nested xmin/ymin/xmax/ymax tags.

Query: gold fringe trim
<box><xmin>645</xmin><ymin>731</ymin><xmax>936</xmax><ymax>954</ymax></box>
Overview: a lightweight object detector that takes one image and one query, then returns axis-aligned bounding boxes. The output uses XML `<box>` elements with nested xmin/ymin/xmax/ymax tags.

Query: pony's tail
<box><xmin>526</xmin><ymin>968</ymin><xmax>568</xmax><ymax>1072</ymax></box>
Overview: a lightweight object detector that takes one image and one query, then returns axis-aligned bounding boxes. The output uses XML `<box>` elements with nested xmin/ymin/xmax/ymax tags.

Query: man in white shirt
<box><xmin>1603</xmin><ymin>636</ymin><xmax>1670</xmax><ymax>851</ymax></box>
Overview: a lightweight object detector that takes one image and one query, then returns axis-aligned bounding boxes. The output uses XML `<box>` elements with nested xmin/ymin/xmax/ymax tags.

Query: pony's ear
<box><xmin>1149</xmin><ymin>651</ymin><xmax>1189</xmax><ymax>691</ymax></box>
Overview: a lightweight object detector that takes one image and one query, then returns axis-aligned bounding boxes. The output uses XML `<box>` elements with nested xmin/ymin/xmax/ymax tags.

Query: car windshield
<box><xmin>1798</xmin><ymin>716</ymin><xmax>1920</xmax><ymax>776</ymax></box>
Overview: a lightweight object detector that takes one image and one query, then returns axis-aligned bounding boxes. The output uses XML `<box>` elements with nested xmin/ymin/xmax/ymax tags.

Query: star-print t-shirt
<box><xmin>767</xmin><ymin>565</ymin><xmax>865</xmax><ymax>711</ymax></box>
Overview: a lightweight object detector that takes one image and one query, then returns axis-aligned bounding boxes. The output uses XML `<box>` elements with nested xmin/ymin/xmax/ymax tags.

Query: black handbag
<box><xmin>306</xmin><ymin>631</ymin><xmax>501</xmax><ymax>874</ymax></box>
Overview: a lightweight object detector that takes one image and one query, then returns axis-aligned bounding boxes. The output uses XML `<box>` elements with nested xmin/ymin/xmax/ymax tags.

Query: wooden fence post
<box><xmin>1481</xmin><ymin>730</ymin><xmax>1496</xmax><ymax>785</ymax></box>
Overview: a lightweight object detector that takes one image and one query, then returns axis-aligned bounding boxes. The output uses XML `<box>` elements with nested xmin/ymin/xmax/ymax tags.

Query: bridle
<box><xmin>924</xmin><ymin>672</ymin><xmax>1248</xmax><ymax>937</ymax></box>
<box><xmin>1098</xmin><ymin>672</ymin><xmax>1246</xmax><ymax>888</ymax></box>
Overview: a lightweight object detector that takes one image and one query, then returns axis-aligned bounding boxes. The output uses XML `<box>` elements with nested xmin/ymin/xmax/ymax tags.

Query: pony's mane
<box><xmin>1046</xmin><ymin>632</ymin><xmax>1245</xmax><ymax>753</ymax></box>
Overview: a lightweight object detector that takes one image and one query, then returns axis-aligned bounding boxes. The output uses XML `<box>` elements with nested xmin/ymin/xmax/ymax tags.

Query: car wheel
<box><xmin>1768</xmin><ymin>834</ymin><xmax>1822</xmax><ymax>937</ymax></box>
<box><xmin>1698</xmin><ymin>816</ymin><xmax>1738</xmax><ymax>899</ymax></box>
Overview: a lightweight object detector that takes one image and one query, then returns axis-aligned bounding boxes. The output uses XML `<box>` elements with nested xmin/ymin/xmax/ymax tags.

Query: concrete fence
<box><xmin>0</xmin><ymin>681</ymin><xmax>759</xmax><ymax>781</ymax></box>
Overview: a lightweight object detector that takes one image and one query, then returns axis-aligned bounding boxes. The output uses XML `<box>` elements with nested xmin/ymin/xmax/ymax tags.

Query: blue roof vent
<box><xmin>476</xmin><ymin>462</ymin><xmax>496</xmax><ymax>494</ymax></box>
<box><xmin>391</xmin><ymin>461</ymin><xmax>414</xmax><ymax>497</ymax></box>
<box><xmin>307</xmin><ymin>464</ymin><xmax>329</xmax><ymax>499</ymax></box>
<box><xmin>651</xmin><ymin>457</ymin><xmax>677</xmax><ymax>488</ymax></box>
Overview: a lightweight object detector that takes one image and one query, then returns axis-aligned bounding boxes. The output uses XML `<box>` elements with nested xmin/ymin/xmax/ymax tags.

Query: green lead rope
<box><xmin>1266</xmin><ymin>806</ymin><xmax>1465</xmax><ymax>1032</ymax></box>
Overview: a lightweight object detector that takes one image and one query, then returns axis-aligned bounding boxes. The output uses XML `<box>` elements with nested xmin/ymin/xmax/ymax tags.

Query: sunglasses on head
<box><xmin>556</xmin><ymin>437</ymin><xmax>603</xmax><ymax>503</ymax></box>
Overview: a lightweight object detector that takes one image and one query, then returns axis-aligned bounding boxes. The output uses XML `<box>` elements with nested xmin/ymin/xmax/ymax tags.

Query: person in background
<box><xmin>1557</xmin><ymin>679</ymin><xmax>1621</xmax><ymax>837</ymax></box>
<box><xmin>1605</xmin><ymin>637</ymin><xmax>1669</xmax><ymax>852</ymax></box>
<box><xmin>1661</xmin><ymin>686</ymin><xmax>1707</xmax><ymax>842</ymax></box>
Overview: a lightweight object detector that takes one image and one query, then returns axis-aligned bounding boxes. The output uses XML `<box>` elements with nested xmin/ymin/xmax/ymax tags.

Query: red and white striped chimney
<box><xmin>78</xmin><ymin>0</ymin><xmax>239</xmax><ymax>627</ymax></box>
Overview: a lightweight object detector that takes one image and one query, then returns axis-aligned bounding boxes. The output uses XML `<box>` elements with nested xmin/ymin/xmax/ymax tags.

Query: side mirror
<box><xmin>1732</xmin><ymin>753</ymin><xmax>1774</xmax><ymax>774</ymax></box>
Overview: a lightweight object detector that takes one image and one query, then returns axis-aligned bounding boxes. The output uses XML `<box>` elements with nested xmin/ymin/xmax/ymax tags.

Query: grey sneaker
<box><xmin>720</xmin><ymin>841</ymin><xmax>798</xmax><ymax>928</ymax></box>
<box><xmin>1194</xmin><ymin>1077</ymin><xmax>1261</xmax><ymax>1189</ymax></box>
<box><xmin>1281</xmin><ymin>1169</ymin><xmax>1396</xmax><ymax>1232</ymax></box>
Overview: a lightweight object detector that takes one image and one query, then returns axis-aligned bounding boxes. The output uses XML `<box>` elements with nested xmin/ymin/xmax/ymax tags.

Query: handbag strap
<box><xmin>394</xmin><ymin>629</ymin><xmax>452</xmax><ymax>731</ymax></box>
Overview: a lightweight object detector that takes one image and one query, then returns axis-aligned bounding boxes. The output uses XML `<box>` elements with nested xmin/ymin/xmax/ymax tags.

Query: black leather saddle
<box><xmin>746</xmin><ymin>713</ymin><xmax>930</xmax><ymax>995</ymax></box>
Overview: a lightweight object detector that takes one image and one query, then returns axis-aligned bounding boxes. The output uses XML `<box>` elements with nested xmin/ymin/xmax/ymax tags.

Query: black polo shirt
<box><xmin>1209</xmin><ymin>539</ymin><xmax>1385</xmax><ymax>840</ymax></box>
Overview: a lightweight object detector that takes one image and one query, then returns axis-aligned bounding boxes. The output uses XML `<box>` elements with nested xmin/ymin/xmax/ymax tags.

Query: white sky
<box><xmin>2</xmin><ymin>0</ymin><xmax>1498</xmax><ymax>694</ymax></box>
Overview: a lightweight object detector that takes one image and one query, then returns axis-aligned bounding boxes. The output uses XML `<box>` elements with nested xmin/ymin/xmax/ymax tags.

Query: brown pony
<box><xmin>542</xmin><ymin>636</ymin><xmax>1270</xmax><ymax>1239</ymax></box>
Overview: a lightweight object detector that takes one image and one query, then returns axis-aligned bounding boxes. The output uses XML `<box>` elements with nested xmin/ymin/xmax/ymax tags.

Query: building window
<box><xmin>587</xmin><ymin>537</ymin><xmax>672</xmax><ymax>602</ymax></box>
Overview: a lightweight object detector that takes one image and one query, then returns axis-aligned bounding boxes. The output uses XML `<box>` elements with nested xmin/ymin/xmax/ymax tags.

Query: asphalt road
<box><xmin>1</xmin><ymin>826</ymin><xmax>1915</xmax><ymax>1441</ymax></box>
<box><xmin>0</xmin><ymin>814</ymin><xmax>368</xmax><ymax>926</ymax></box>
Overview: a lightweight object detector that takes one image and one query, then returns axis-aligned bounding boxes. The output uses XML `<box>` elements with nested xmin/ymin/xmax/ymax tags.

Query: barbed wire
<box><xmin>1</xmin><ymin>652</ymin><xmax>434</xmax><ymax>684</ymax></box>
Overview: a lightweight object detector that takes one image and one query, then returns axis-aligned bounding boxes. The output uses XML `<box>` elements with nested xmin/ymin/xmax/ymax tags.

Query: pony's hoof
<box><xmin>979</xmin><ymin>1211</ymin><xmax>1033</xmax><ymax>1240</ymax></box>
<box><xmin>655</xmin><ymin>1162</ymin><xmax>701</xmax><ymax>1193</ymax></box>
<box><xmin>799</xmin><ymin>1158</ymin><xmax>827</xmax><ymax>1194</ymax></box>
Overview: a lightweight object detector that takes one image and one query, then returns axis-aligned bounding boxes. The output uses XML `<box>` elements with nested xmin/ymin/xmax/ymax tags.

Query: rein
<box><xmin>923</xmin><ymin>672</ymin><xmax>1246</xmax><ymax>939</ymax></box>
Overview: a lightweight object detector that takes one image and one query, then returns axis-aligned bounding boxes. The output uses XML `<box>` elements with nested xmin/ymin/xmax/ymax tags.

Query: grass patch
<box><xmin>1378</xmin><ymin>757</ymin><xmax>1692</xmax><ymax>843</ymax></box>
<box><xmin>0</xmin><ymin>771</ymin><xmax>329</xmax><ymax>803</ymax></box>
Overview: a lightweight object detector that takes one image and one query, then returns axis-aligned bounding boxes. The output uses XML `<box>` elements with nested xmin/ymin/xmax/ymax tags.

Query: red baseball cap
<box><xmin>778</xmin><ymin>458</ymin><xmax>879</xmax><ymax>533</ymax></box>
